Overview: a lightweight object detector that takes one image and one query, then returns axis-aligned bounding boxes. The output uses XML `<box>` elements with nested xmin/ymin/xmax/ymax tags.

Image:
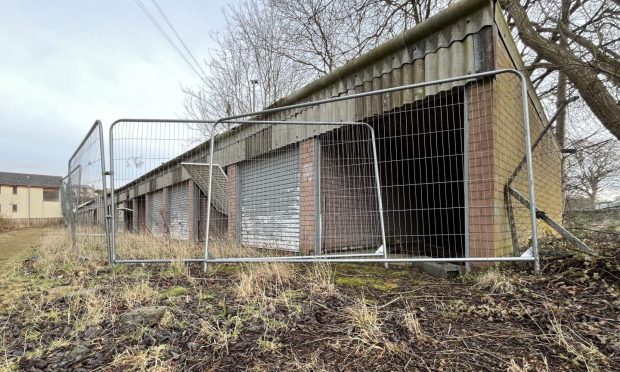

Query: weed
<box><xmin>402</xmin><ymin>310</ymin><xmax>424</xmax><ymax>339</ymax></box>
<box><xmin>548</xmin><ymin>315</ymin><xmax>607</xmax><ymax>370</ymax></box>
<box><xmin>199</xmin><ymin>315</ymin><xmax>243</xmax><ymax>355</ymax></box>
<box><xmin>346</xmin><ymin>297</ymin><xmax>384</xmax><ymax>349</ymax></box>
<box><xmin>308</xmin><ymin>263</ymin><xmax>336</xmax><ymax>294</ymax></box>
<box><xmin>235</xmin><ymin>263</ymin><xmax>294</xmax><ymax>303</ymax></box>
<box><xmin>161</xmin><ymin>286</ymin><xmax>189</xmax><ymax>298</ymax></box>
<box><xmin>111</xmin><ymin>344</ymin><xmax>175</xmax><ymax>371</ymax></box>
<box><xmin>475</xmin><ymin>270</ymin><xmax>515</xmax><ymax>294</ymax></box>
<box><xmin>119</xmin><ymin>280</ymin><xmax>158</xmax><ymax>309</ymax></box>
<box><xmin>258</xmin><ymin>339</ymin><xmax>283</xmax><ymax>352</ymax></box>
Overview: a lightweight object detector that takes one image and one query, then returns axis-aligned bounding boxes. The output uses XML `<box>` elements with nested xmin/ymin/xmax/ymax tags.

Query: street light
<box><xmin>250</xmin><ymin>79</ymin><xmax>259</xmax><ymax>112</ymax></box>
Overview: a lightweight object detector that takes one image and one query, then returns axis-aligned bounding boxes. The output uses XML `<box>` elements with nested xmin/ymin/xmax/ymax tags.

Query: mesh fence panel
<box><xmin>67</xmin><ymin>121</ymin><xmax>110</xmax><ymax>261</ymax></box>
<box><xmin>109</xmin><ymin>120</ymin><xmax>384</xmax><ymax>262</ymax></box>
<box><xmin>107</xmin><ymin>70</ymin><xmax>548</xmax><ymax>268</ymax></box>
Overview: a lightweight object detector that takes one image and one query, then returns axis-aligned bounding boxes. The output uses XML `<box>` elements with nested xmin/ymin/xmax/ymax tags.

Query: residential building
<box><xmin>0</xmin><ymin>172</ymin><xmax>62</xmax><ymax>219</ymax></box>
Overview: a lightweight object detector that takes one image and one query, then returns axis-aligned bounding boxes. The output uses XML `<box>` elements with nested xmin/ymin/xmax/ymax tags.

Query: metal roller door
<box><xmin>151</xmin><ymin>190</ymin><xmax>166</xmax><ymax>235</ymax></box>
<box><xmin>240</xmin><ymin>146</ymin><xmax>300</xmax><ymax>251</ymax></box>
<box><xmin>169</xmin><ymin>182</ymin><xmax>189</xmax><ymax>240</ymax></box>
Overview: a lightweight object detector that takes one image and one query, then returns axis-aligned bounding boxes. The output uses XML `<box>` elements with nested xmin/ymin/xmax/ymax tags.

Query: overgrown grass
<box><xmin>474</xmin><ymin>269</ymin><xmax>516</xmax><ymax>294</ymax></box>
<box><xmin>1</xmin><ymin>227</ymin><xmax>617</xmax><ymax>370</ymax></box>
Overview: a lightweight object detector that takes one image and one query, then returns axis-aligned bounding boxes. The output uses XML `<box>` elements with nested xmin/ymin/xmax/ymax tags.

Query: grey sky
<box><xmin>0</xmin><ymin>0</ymin><xmax>231</xmax><ymax>176</ymax></box>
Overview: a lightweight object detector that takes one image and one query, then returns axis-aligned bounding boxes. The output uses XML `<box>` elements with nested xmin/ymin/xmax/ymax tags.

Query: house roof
<box><xmin>0</xmin><ymin>172</ymin><xmax>62</xmax><ymax>188</ymax></box>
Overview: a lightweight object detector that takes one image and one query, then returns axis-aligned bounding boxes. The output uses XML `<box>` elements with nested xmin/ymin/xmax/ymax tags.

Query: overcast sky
<box><xmin>0</xmin><ymin>1</ymin><xmax>232</xmax><ymax>176</ymax></box>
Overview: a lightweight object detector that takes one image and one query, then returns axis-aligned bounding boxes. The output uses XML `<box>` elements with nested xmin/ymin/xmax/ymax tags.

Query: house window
<box><xmin>12</xmin><ymin>186</ymin><xmax>17</xmax><ymax>195</ymax></box>
<box><xmin>43</xmin><ymin>188</ymin><xmax>59</xmax><ymax>202</ymax></box>
<box><xmin>12</xmin><ymin>204</ymin><xmax>17</xmax><ymax>213</ymax></box>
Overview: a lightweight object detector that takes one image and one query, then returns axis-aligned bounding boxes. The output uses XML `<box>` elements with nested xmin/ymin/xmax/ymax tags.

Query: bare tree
<box><xmin>500</xmin><ymin>0</ymin><xmax>620</xmax><ymax>140</ymax></box>
<box><xmin>565</xmin><ymin>138</ymin><xmax>620</xmax><ymax>208</ymax></box>
<box><xmin>183</xmin><ymin>0</ymin><xmax>452</xmax><ymax>127</ymax></box>
<box><xmin>182</xmin><ymin>0</ymin><xmax>306</xmax><ymax>137</ymax></box>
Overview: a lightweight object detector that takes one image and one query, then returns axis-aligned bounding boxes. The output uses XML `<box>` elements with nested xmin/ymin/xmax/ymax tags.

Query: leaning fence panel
<box><xmin>67</xmin><ymin>120</ymin><xmax>110</xmax><ymax>263</ymax></box>
<box><xmin>108</xmin><ymin>69</ymin><xmax>547</xmax><ymax>270</ymax></box>
<box><xmin>204</xmin><ymin>69</ymin><xmax>542</xmax><ymax>269</ymax></box>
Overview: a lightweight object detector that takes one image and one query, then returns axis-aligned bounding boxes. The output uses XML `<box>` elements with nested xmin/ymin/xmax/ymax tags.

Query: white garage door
<box><xmin>239</xmin><ymin>146</ymin><xmax>300</xmax><ymax>251</ymax></box>
<box><xmin>169</xmin><ymin>182</ymin><xmax>189</xmax><ymax>240</ymax></box>
<box><xmin>151</xmin><ymin>190</ymin><xmax>166</xmax><ymax>235</ymax></box>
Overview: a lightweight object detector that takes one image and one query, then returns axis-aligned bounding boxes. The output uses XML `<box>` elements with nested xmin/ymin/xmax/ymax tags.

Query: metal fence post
<box><xmin>463</xmin><ymin>87</ymin><xmax>471</xmax><ymax>273</ymax></box>
<box><xmin>514</xmin><ymin>71</ymin><xmax>540</xmax><ymax>273</ymax></box>
<box><xmin>109</xmin><ymin>122</ymin><xmax>117</xmax><ymax>265</ymax></box>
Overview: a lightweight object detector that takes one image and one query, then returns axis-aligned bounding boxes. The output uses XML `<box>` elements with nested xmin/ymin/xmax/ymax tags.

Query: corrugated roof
<box><xmin>213</xmin><ymin>0</ymin><xmax>496</xmax><ymax>145</ymax></box>
<box><xmin>267</xmin><ymin>0</ymin><xmax>494</xmax><ymax>114</ymax></box>
<box><xmin>0</xmin><ymin>172</ymin><xmax>62</xmax><ymax>188</ymax></box>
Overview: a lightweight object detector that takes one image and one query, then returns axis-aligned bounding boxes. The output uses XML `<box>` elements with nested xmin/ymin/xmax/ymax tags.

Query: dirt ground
<box><xmin>0</xmin><ymin>228</ymin><xmax>619</xmax><ymax>371</ymax></box>
<box><xmin>0</xmin><ymin>228</ymin><xmax>49</xmax><ymax>268</ymax></box>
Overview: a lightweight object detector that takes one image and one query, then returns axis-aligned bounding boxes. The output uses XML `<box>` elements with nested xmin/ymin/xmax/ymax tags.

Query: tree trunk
<box><xmin>500</xmin><ymin>0</ymin><xmax>620</xmax><ymax>140</ymax></box>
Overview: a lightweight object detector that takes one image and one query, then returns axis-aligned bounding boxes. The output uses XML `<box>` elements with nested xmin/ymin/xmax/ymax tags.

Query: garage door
<box><xmin>151</xmin><ymin>190</ymin><xmax>166</xmax><ymax>235</ymax></box>
<box><xmin>240</xmin><ymin>146</ymin><xmax>300</xmax><ymax>251</ymax></box>
<box><xmin>169</xmin><ymin>182</ymin><xmax>189</xmax><ymax>240</ymax></box>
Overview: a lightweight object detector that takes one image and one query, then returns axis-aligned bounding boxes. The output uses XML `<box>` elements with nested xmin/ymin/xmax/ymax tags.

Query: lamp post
<box><xmin>250</xmin><ymin>79</ymin><xmax>259</xmax><ymax>112</ymax></box>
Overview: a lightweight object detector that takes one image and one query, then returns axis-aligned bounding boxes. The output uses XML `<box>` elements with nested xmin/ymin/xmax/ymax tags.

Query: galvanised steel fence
<box><xmin>63</xmin><ymin>70</ymin><xmax>548</xmax><ymax>270</ymax></box>
<box><xmin>108</xmin><ymin>120</ymin><xmax>386</xmax><ymax>267</ymax></box>
<box><xmin>67</xmin><ymin>69</ymin><xmax>552</xmax><ymax>272</ymax></box>
<box><xmin>66</xmin><ymin>120</ymin><xmax>111</xmax><ymax>263</ymax></box>
<box><xmin>197</xmin><ymin>69</ymin><xmax>544</xmax><ymax>272</ymax></box>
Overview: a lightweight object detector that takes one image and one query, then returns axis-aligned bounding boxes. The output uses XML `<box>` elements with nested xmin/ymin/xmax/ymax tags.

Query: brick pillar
<box><xmin>467</xmin><ymin>81</ymin><xmax>496</xmax><ymax>262</ymax></box>
<box><xmin>227</xmin><ymin>164</ymin><xmax>238</xmax><ymax>241</ymax></box>
<box><xmin>300</xmin><ymin>138</ymin><xmax>316</xmax><ymax>254</ymax></box>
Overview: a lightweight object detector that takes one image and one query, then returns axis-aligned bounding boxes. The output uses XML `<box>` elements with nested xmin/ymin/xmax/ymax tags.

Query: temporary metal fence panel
<box><xmin>108</xmin><ymin>119</ymin><xmax>386</xmax><ymax>264</ymax></box>
<box><xmin>202</xmin><ymin>69</ymin><xmax>540</xmax><ymax>271</ymax></box>
<box><xmin>60</xmin><ymin>175</ymin><xmax>70</xmax><ymax>227</ymax></box>
<box><xmin>109</xmin><ymin>120</ymin><xmax>223</xmax><ymax>262</ymax></box>
<box><xmin>239</xmin><ymin>144</ymin><xmax>301</xmax><ymax>251</ymax></box>
<box><xmin>67</xmin><ymin>120</ymin><xmax>111</xmax><ymax>263</ymax></box>
<box><xmin>107</xmin><ymin>69</ymin><xmax>543</xmax><ymax>272</ymax></box>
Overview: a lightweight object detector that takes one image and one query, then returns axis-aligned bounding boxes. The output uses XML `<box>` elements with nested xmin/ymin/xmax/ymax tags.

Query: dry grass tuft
<box><xmin>548</xmin><ymin>315</ymin><xmax>607</xmax><ymax>370</ymax></box>
<box><xmin>111</xmin><ymin>344</ymin><xmax>176</xmax><ymax>371</ymax></box>
<box><xmin>235</xmin><ymin>262</ymin><xmax>295</xmax><ymax>303</ymax></box>
<box><xmin>199</xmin><ymin>315</ymin><xmax>243</xmax><ymax>355</ymax></box>
<box><xmin>32</xmin><ymin>230</ymin><xmax>105</xmax><ymax>277</ymax></box>
<box><xmin>506</xmin><ymin>357</ymin><xmax>550</xmax><ymax>372</ymax></box>
<box><xmin>287</xmin><ymin>350</ymin><xmax>329</xmax><ymax>371</ymax></box>
<box><xmin>307</xmin><ymin>263</ymin><xmax>336</xmax><ymax>295</ymax></box>
<box><xmin>115</xmin><ymin>232</ymin><xmax>200</xmax><ymax>262</ymax></box>
<box><xmin>345</xmin><ymin>297</ymin><xmax>385</xmax><ymax>349</ymax></box>
<box><xmin>71</xmin><ymin>290</ymin><xmax>111</xmax><ymax>332</ymax></box>
<box><xmin>402</xmin><ymin>306</ymin><xmax>425</xmax><ymax>339</ymax></box>
<box><xmin>474</xmin><ymin>270</ymin><xmax>515</xmax><ymax>294</ymax></box>
<box><xmin>119</xmin><ymin>280</ymin><xmax>158</xmax><ymax>309</ymax></box>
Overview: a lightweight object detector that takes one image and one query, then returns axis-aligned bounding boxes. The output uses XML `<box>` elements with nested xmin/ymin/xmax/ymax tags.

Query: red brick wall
<box><xmin>467</xmin><ymin>80</ymin><xmax>497</xmax><ymax>258</ymax></box>
<box><xmin>319</xmin><ymin>129</ymin><xmax>381</xmax><ymax>252</ymax></box>
<box><xmin>300</xmin><ymin>139</ymin><xmax>316</xmax><ymax>253</ymax></box>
